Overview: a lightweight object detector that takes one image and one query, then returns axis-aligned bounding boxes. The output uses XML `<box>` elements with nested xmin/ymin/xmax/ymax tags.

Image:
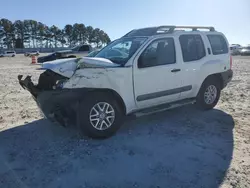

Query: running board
<box><xmin>134</xmin><ymin>98</ymin><xmax>196</xmax><ymax>117</ymax></box>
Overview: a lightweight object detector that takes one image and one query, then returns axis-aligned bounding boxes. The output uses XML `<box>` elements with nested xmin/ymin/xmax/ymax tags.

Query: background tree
<box><xmin>0</xmin><ymin>26</ymin><xmax>5</xmax><ymax>48</ymax></box>
<box><xmin>86</xmin><ymin>26</ymin><xmax>94</xmax><ymax>44</ymax></box>
<box><xmin>63</xmin><ymin>24</ymin><xmax>73</xmax><ymax>47</ymax></box>
<box><xmin>23</xmin><ymin>20</ymin><xmax>31</xmax><ymax>48</ymax></box>
<box><xmin>0</xmin><ymin>18</ymin><xmax>111</xmax><ymax>49</ymax></box>
<box><xmin>13</xmin><ymin>20</ymin><xmax>25</xmax><ymax>48</ymax></box>
<box><xmin>36</xmin><ymin>22</ymin><xmax>46</xmax><ymax>48</ymax></box>
<box><xmin>50</xmin><ymin>25</ymin><xmax>61</xmax><ymax>48</ymax></box>
<box><xmin>0</xmin><ymin>18</ymin><xmax>15</xmax><ymax>48</ymax></box>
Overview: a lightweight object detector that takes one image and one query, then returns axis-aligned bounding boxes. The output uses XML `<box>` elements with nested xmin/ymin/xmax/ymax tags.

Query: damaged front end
<box><xmin>18</xmin><ymin>70</ymin><xmax>79</xmax><ymax>126</ymax></box>
<box><xmin>18</xmin><ymin>56</ymin><xmax>120</xmax><ymax>126</ymax></box>
<box><xmin>18</xmin><ymin>69</ymin><xmax>68</xmax><ymax>98</ymax></box>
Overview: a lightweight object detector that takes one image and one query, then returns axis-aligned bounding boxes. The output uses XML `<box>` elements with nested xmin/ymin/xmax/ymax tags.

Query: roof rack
<box><xmin>174</xmin><ymin>26</ymin><xmax>215</xmax><ymax>32</ymax></box>
<box><xmin>155</xmin><ymin>25</ymin><xmax>215</xmax><ymax>33</ymax></box>
<box><xmin>122</xmin><ymin>25</ymin><xmax>215</xmax><ymax>37</ymax></box>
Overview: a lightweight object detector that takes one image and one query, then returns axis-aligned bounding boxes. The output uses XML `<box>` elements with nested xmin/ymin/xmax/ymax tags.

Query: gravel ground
<box><xmin>0</xmin><ymin>55</ymin><xmax>249</xmax><ymax>188</ymax></box>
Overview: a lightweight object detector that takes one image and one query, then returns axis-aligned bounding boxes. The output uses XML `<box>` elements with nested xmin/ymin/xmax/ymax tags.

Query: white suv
<box><xmin>18</xmin><ymin>26</ymin><xmax>233</xmax><ymax>138</ymax></box>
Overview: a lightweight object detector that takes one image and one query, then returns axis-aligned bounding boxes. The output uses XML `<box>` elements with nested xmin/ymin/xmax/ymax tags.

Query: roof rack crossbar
<box><xmin>155</xmin><ymin>25</ymin><xmax>215</xmax><ymax>34</ymax></box>
<box><xmin>175</xmin><ymin>26</ymin><xmax>215</xmax><ymax>32</ymax></box>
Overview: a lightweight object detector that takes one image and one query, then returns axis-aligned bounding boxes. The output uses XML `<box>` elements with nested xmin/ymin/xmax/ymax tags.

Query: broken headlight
<box><xmin>54</xmin><ymin>79</ymin><xmax>67</xmax><ymax>89</ymax></box>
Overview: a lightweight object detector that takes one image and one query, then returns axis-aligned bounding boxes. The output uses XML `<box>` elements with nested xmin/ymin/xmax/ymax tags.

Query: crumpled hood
<box><xmin>41</xmin><ymin>57</ymin><xmax>120</xmax><ymax>78</ymax></box>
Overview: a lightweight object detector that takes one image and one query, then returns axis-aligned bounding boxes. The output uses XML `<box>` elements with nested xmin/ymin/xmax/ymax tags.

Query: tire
<box><xmin>12</xmin><ymin>55</ymin><xmax>15</xmax><ymax>57</ymax></box>
<box><xmin>196</xmin><ymin>77</ymin><xmax>221</xmax><ymax>110</ymax></box>
<box><xmin>77</xmin><ymin>93</ymin><xmax>123</xmax><ymax>139</ymax></box>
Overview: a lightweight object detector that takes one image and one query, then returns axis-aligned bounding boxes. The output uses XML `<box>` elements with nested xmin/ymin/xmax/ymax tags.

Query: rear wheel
<box><xmin>196</xmin><ymin>77</ymin><xmax>221</xmax><ymax>110</ymax></box>
<box><xmin>77</xmin><ymin>93</ymin><xmax>123</xmax><ymax>139</ymax></box>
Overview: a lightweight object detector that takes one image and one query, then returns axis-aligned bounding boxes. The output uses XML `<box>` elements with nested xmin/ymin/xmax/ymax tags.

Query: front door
<box><xmin>133</xmin><ymin>37</ymin><xmax>182</xmax><ymax>109</ymax></box>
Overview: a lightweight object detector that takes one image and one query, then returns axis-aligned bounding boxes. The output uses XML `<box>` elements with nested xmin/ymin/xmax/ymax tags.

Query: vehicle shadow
<box><xmin>0</xmin><ymin>106</ymin><xmax>234</xmax><ymax>188</ymax></box>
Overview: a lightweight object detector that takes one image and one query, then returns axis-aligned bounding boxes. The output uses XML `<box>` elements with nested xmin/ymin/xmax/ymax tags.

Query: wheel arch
<box><xmin>203</xmin><ymin>73</ymin><xmax>224</xmax><ymax>89</ymax></box>
<box><xmin>85</xmin><ymin>88</ymin><xmax>127</xmax><ymax>115</ymax></box>
<box><xmin>197</xmin><ymin>73</ymin><xmax>223</xmax><ymax>97</ymax></box>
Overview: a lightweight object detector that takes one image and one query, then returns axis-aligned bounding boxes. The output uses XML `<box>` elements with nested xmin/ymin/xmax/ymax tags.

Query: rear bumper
<box><xmin>221</xmin><ymin>69</ymin><xmax>233</xmax><ymax>88</ymax></box>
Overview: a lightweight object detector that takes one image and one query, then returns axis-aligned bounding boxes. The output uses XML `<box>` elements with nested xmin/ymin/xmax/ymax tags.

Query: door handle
<box><xmin>171</xmin><ymin>68</ymin><xmax>181</xmax><ymax>73</ymax></box>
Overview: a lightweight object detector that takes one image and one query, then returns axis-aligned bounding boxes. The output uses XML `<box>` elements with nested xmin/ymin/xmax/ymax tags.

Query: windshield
<box><xmin>87</xmin><ymin>50</ymin><xmax>100</xmax><ymax>57</ymax></box>
<box><xmin>95</xmin><ymin>37</ymin><xmax>147</xmax><ymax>65</ymax></box>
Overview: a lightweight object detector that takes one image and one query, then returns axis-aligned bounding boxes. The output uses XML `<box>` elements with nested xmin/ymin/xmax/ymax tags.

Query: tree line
<box><xmin>0</xmin><ymin>18</ymin><xmax>111</xmax><ymax>49</ymax></box>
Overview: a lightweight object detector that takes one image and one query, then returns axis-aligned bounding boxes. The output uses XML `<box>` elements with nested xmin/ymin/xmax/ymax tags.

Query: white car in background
<box><xmin>230</xmin><ymin>44</ymin><xmax>241</xmax><ymax>55</ymax></box>
<box><xmin>0</xmin><ymin>51</ymin><xmax>16</xmax><ymax>57</ymax></box>
<box><xmin>240</xmin><ymin>46</ymin><xmax>250</xmax><ymax>56</ymax></box>
<box><xmin>24</xmin><ymin>51</ymin><xmax>40</xmax><ymax>57</ymax></box>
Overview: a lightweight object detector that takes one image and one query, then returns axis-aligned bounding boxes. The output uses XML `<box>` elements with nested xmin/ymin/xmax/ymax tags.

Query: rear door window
<box><xmin>207</xmin><ymin>35</ymin><xmax>228</xmax><ymax>55</ymax></box>
<box><xmin>179</xmin><ymin>34</ymin><xmax>206</xmax><ymax>62</ymax></box>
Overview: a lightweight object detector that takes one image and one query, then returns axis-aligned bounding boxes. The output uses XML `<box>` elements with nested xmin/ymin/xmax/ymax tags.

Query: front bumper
<box><xmin>18</xmin><ymin>75</ymin><xmax>40</xmax><ymax>98</ymax></box>
<box><xmin>18</xmin><ymin>75</ymin><xmax>82</xmax><ymax>125</ymax></box>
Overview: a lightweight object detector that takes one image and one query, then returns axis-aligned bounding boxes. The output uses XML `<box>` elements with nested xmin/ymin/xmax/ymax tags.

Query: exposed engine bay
<box><xmin>37</xmin><ymin>70</ymin><xmax>68</xmax><ymax>91</ymax></box>
<box><xmin>18</xmin><ymin>56</ymin><xmax>122</xmax><ymax>126</ymax></box>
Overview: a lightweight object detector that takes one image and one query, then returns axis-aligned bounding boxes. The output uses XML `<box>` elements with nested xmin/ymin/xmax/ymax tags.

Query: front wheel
<box><xmin>77</xmin><ymin>93</ymin><xmax>123</xmax><ymax>139</ymax></box>
<box><xmin>196</xmin><ymin>77</ymin><xmax>221</xmax><ymax>110</ymax></box>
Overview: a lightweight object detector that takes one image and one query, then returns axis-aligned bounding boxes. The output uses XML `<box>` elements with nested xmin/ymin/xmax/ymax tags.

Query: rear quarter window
<box><xmin>207</xmin><ymin>35</ymin><xmax>228</xmax><ymax>55</ymax></box>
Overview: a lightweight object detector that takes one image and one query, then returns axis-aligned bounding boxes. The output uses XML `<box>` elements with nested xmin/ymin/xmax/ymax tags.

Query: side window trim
<box><xmin>179</xmin><ymin>34</ymin><xmax>206</xmax><ymax>62</ymax></box>
<box><xmin>138</xmin><ymin>37</ymin><xmax>176</xmax><ymax>69</ymax></box>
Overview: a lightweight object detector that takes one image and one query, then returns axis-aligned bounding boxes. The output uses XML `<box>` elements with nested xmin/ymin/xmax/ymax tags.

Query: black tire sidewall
<box><xmin>77</xmin><ymin>93</ymin><xmax>123</xmax><ymax>139</ymax></box>
<box><xmin>197</xmin><ymin>77</ymin><xmax>221</xmax><ymax>110</ymax></box>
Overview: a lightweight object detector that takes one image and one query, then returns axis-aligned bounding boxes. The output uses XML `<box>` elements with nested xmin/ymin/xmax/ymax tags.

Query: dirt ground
<box><xmin>0</xmin><ymin>55</ymin><xmax>249</xmax><ymax>188</ymax></box>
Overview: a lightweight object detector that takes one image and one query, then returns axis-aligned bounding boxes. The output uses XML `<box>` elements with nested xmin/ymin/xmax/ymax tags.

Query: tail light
<box><xmin>230</xmin><ymin>55</ymin><xmax>232</xmax><ymax>69</ymax></box>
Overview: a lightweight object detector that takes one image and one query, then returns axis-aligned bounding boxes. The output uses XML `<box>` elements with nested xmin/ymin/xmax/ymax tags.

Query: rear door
<box><xmin>176</xmin><ymin>34</ymin><xmax>208</xmax><ymax>100</ymax></box>
<box><xmin>177</xmin><ymin>33</ymin><xmax>230</xmax><ymax>100</ymax></box>
<box><xmin>133</xmin><ymin>37</ymin><xmax>182</xmax><ymax>109</ymax></box>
